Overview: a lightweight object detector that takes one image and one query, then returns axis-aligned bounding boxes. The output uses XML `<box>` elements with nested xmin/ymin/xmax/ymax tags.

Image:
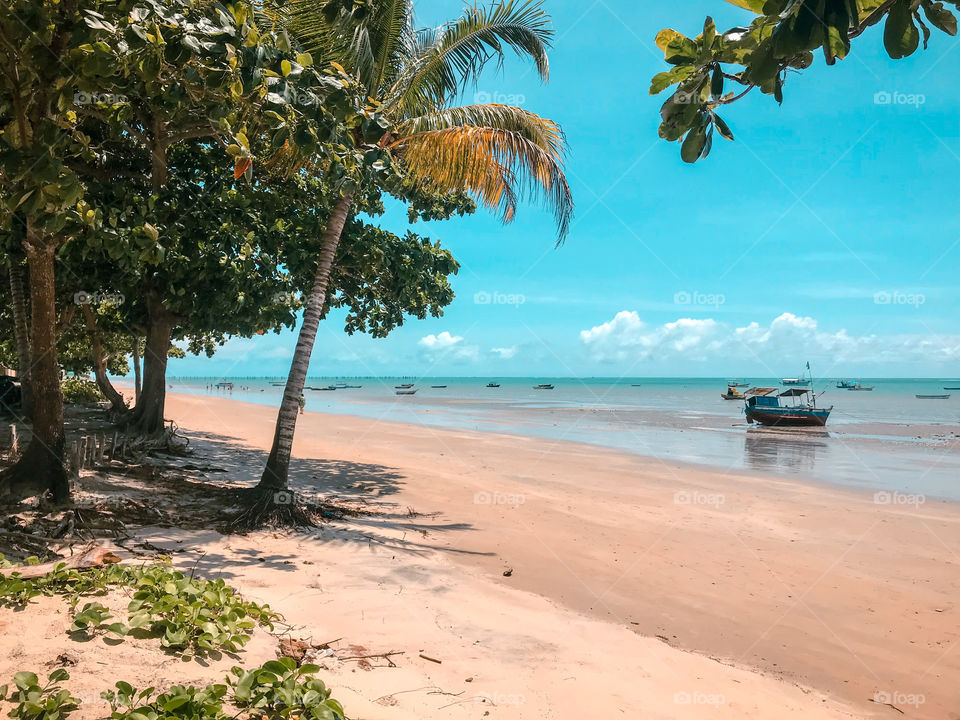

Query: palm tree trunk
<box><xmin>0</xmin><ymin>226</ymin><xmax>69</xmax><ymax>502</ymax></box>
<box><xmin>7</xmin><ymin>260</ymin><xmax>33</xmax><ymax>418</ymax></box>
<box><xmin>259</xmin><ymin>191</ymin><xmax>354</xmax><ymax>490</ymax></box>
<box><xmin>81</xmin><ymin>304</ymin><xmax>125</xmax><ymax>414</ymax></box>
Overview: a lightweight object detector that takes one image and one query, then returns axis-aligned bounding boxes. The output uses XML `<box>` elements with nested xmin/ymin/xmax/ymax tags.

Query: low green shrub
<box><xmin>0</xmin><ymin>670</ymin><xmax>81</xmax><ymax>720</ymax></box>
<box><xmin>0</xmin><ymin>557</ymin><xmax>276</xmax><ymax>657</ymax></box>
<box><xmin>61</xmin><ymin>378</ymin><xmax>104</xmax><ymax>405</ymax></box>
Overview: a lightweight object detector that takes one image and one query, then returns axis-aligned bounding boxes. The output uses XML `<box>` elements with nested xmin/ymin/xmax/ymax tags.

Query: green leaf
<box><xmin>681</xmin><ymin>120</ymin><xmax>709</xmax><ymax>163</ymax></box>
<box><xmin>922</xmin><ymin>1</ymin><xmax>957</xmax><ymax>35</ymax></box>
<box><xmin>713</xmin><ymin>114</ymin><xmax>735</xmax><ymax>141</ymax></box>
<box><xmin>13</xmin><ymin>672</ymin><xmax>39</xmax><ymax>690</ymax></box>
<box><xmin>884</xmin><ymin>0</ymin><xmax>921</xmax><ymax>58</ymax></box>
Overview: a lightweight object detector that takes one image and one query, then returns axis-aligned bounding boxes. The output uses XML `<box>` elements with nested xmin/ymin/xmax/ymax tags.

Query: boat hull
<box><xmin>746</xmin><ymin>407</ymin><xmax>830</xmax><ymax>427</ymax></box>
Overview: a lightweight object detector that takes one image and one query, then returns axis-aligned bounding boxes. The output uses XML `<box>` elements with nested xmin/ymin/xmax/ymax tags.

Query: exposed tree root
<box><xmin>225</xmin><ymin>486</ymin><xmax>358</xmax><ymax>534</ymax></box>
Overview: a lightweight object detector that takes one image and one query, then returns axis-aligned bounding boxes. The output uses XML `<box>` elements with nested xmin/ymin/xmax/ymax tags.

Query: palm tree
<box><xmin>257</xmin><ymin>0</ymin><xmax>573</xmax><ymax>501</ymax></box>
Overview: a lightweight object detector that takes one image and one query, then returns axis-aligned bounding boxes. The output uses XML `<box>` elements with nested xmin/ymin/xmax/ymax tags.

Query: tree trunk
<box><xmin>127</xmin><ymin>294</ymin><xmax>173</xmax><ymax>435</ymax></box>
<box><xmin>259</xmin><ymin>192</ymin><xmax>355</xmax><ymax>490</ymax></box>
<box><xmin>131</xmin><ymin>335</ymin><xmax>142</xmax><ymax>403</ymax></box>
<box><xmin>81</xmin><ymin>304</ymin><xmax>125</xmax><ymax>414</ymax></box>
<box><xmin>7</xmin><ymin>260</ymin><xmax>33</xmax><ymax>418</ymax></box>
<box><xmin>0</xmin><ymin>229</ymin><xmax>69</xmax><ymax>502</ymax></box>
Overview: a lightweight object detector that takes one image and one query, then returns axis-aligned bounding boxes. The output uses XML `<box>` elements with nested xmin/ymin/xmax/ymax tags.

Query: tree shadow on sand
<box><xmin>68</xmin><ymin>429</ymin><xmax>491</xmax><ymax>563</ymax></box>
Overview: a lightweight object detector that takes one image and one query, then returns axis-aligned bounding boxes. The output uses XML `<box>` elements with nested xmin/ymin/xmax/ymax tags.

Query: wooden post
<box><xmin>8</xmin><ymin>424</ymin><xmax>17</xmax><ymax>457</ymax></box>
<box><xmin>109</xmin><ymin>431</ymin><xmax>118</xmax><ymax>460</ymax></box>
<box><xmin>69</xmin><ymin>440</ymin><xmax>81</xmax><ymax>477</ymax></box>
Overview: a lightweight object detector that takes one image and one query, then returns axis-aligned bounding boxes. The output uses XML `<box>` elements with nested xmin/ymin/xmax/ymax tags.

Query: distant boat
<box><xmin>721</xmin><ymin>385</ymin><xmax>745</xmax><ymax>400</ymax></box>
<box><xmin>728</xmin><ymin>381</ymin><xmax>750</xmax><ymax>388</ymax></box>
<box><xmin>308</xmin><ymin>386</ymin><xmax>336</xmax><ymax>391</ymax></box>
<box><xmin>744</xmin><ymin>387</ymin><xmax>832</xmax><ymax>427</ymax></box>
<box><xmin>781</xmin><ymin>378</ymin><xmax>811</xmax><ymax>387</ymax></box>
<box><xmin>335</xmin><ymin>384</ymin><xmax>362</xmax><ymax>389</ymax></box>
<box><xmin>848</xmin><ymin>383</ymin><xmax>874</xmax><ymax>391</ymax></box>
<box><xmin>945</xmin><ymin>387</ymin><xmax>960</xmax><ymax>390</ymax></box>
<box><xmin>836</xmin><ymin>380</ymin><xmax>857</xmax><ymax>389</ymax></box>
<box><xmin>396</xmin><ymin>389</ymin><xmax>417</xmax><ymax>396</ymax></box>
<box><xmin>395</xmin><ymin>383</ymin><xmax>414</xmax><ymax>389</ymax></box>
<box><xmin>486</xmin><ymin>382</ymin><xmax>501</xmax><ymax>388</ymax></box>
<box><xmin>533</xmin><ymin>384</ymin><xmax>555</xmax><ymax>390</ymax></box>
<box><xmin>917</xmin><ymin>394</ymin><xmax>950</xmax><ymax>399</ymax></box>
<box><xmin>631</xmin><ymin>384</ymin><xmax>642</xmax><ymax>387</ymax></box>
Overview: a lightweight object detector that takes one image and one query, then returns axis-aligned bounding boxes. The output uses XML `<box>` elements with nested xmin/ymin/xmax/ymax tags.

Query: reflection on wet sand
<box><xmin>743</xmin><ymin>428</ymin><xmax>830</xmax><ymax>475</ymax></box>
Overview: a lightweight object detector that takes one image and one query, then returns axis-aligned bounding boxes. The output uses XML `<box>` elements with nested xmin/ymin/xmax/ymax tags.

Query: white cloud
<box><xmin>581</xmin><ymin>311</ymin><xmax>960</xmax><ymax>366</ymax></box>
<box><xmin>419</xmin><ymin>331</ymin><xmax>479</xmax><ymax>362</ymax></box>
<box><xmin>491</xmin><ymin>346</ymin><xmax>518</xmax><ymax>360</ymax></box>
<box><xmin>419</xmin><ymin>331</ymin><xmax>463</xmax><ymax>351</ymax></box>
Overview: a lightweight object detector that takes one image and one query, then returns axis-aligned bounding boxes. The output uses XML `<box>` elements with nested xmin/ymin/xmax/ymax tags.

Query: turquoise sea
<box><xmin>166</xmin><ymin>377</ymin><xmax>960</xmax><ymax>501</ymax></box>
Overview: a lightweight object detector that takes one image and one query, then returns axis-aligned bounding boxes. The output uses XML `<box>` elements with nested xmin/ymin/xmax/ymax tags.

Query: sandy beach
<box><xmin>61</xmin><ymin>389</ymin><xmax>954</xmax><ymax>719</ymax></box>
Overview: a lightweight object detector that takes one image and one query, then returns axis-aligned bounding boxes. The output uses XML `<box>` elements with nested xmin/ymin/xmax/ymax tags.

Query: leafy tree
<box><xmin>649</xmin><ymin>0</ymin><xmax>959</xmax><ymax>162</ymax></box>
<box><xmin>0</xmin><ymin>0</ymin><xmax>99</xmax><ymax>501</ymax></box>
<box><xmin>0</xmin><ymin>0</ymin><xmax>366</xmax><ymax>499</ymax></box>
<box><xmin>254</xmin><ymin>0</ymin><xmax>575</xmax><ymax>501</ymax></box>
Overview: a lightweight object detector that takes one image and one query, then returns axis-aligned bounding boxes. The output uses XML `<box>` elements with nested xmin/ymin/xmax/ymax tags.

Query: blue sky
<box><xmin>169</xmin><ymin>0</ymin><xmax>960</xmax><ymax>378</ymax></box>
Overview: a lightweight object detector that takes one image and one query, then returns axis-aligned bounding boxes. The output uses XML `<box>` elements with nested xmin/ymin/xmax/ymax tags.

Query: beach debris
<box><xmin>503</xmin><ymin>568</ymin><xmax>513</xmax><ymax>577</ymax></box>
<box><xmin>0</xmin><ymin>543</ymin><xmax>120</xmax><ymax>578</ymax></box>
<box><xmin>419</xmin><ymin>653</ymin><xmax>442</xmax><ymax>664</ymax></box>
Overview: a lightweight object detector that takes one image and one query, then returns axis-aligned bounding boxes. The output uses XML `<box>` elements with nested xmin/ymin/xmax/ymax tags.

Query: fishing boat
<box><xmin>431</xmin><ymin>385</ymin><xmax>448</xmax><ymax>388</ymax></box>
<box><xmin>721</xmin><ymin>385</ymin><xmax>745</xmax><ymax>400</ymax></box>
<box><xmin>848</xmin><ymin>384</ymin><xmax>874</xmax><ymax>391</ymax></box>
<box><xmin>781</xmin><ymin>377</ymin><xmax>811</xmax><ymax>387</ymax></box>
<box><xmin>486</xmin><ymin>382</ymin><xmax>501</xmax><ymax>388</ymax></box>
<box><xmin>916</xmin><ymin>394</ymin><xmax>950</xmax><ymax>399</ymax></box>
<box><xmin>836</xmin><ymin>380</ymin><xmax>857</xmax><ymax>389</ymax></box>
<box><xmin>728</xmin><ymin>381</ymin><xmax>750</xmax><ymax>388</ymax></box>
<box><xmin>395</xmin><ymin>383</ymin><xmax>414</xmax><ymax>389</ymax></box>
<box><xmin>395</xmin><ymin>389</ymin><xmax>417</xmax><ymax>396</ymax></box>
<box><xmin>744</xmin><ymin>387</ymin><xmax>832</xmax><ymax>427</ymax></box>
<box><xmin>945</xmin><ymin>387</ymin><xmax>960</xmax><ymax>390</ymax></box>
<box><xmin>533</xmin><ymin>384</ymin><xmax>555</xmax><ymax>390</ymax></box>
<box><xmin>308</xmin><ymin>386</ymin><xmax>336</xmax><ymax>391</ymax></box>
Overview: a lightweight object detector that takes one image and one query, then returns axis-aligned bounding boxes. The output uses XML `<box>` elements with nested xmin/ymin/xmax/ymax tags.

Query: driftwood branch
<box><xmin>0</xmin><ymin>544</ymin><xmax>121</xmax><ymax>578</ymax></box>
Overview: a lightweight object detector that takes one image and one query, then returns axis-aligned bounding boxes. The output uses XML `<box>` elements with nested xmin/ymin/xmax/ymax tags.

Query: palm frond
<box><xmin>391</xmin><ymin>123</ymin><xmax>573</xmax><ymax>243</ymax></box>
<box><xmin>388</xmin><ymin>0</ymin><xmax>553</xmax><ymax>116</ymax></box>
<box><xmin>400</xmin><ymin>103</ymin><xmax>565</xmax><ymax>160</ymax></box>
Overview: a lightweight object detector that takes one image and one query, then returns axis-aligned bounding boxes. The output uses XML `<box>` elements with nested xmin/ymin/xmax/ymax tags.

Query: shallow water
<box><xmin>166</xmin><ymin>377</ymin><xmax>960</xmax><ymax>501</ymax></box>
